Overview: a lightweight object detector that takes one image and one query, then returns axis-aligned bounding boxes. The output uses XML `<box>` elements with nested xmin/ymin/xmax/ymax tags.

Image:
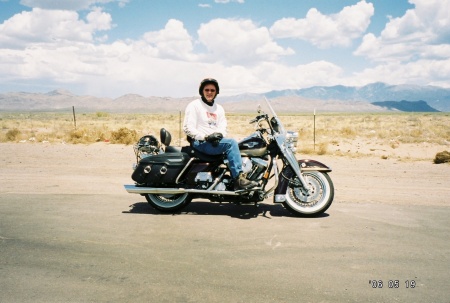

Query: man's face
<box><xmin>203</xmin><ymin>84</ymin><xmax>217</xmax><ymax>103</ymax></box>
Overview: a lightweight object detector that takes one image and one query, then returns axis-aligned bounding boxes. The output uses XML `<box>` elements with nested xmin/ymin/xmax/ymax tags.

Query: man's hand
<box><xmin>205</xmin><ymin>132</ymin><xmax>223</xmax><ymax>146</ymax></box>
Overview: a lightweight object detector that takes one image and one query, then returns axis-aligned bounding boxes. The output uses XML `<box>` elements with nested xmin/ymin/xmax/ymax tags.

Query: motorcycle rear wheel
<box><xmin>283</xmin><ymin>171</ymin><xmax>334</xmax><ymax>216</ymax></box>
<box><xmin>145</xmin><ymin>193</ymin><xmax>192</xmax><ymax>213</ymax></box>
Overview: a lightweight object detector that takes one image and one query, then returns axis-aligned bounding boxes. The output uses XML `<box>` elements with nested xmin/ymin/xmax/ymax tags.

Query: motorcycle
<box><xmin>124</xmin><ymin>98</ymin><xmax>334</xmax><ymax>216</ymax></box>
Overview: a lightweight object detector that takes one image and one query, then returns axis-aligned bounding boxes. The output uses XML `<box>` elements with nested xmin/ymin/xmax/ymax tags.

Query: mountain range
<box><xmin>263</xmin><ymin>82</ymin><xmax>450</xmax><ymax>112</ymax></box>
<box><xmin>0</xmin><ymin>83</ymin><xmax>449</xmax><ymax>113</ymax></box>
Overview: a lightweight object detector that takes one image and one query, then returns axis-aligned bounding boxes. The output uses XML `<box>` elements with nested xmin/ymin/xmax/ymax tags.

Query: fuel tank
<box><xmin>238</xmin><ymin>132</ymin><xmax>267</xmax><ymax>157</ymax></box>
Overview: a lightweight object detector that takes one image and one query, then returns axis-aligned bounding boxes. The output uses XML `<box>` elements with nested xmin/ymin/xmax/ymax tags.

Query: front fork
<box><xmin>282</xmin><ymin>148</ymin><xmax>312</xmax><ymax>192</ymax></box>
<box><xmin>275</xmin><ymin>134</ymin><xmax>312</xmax><ymax>192</ymax></box>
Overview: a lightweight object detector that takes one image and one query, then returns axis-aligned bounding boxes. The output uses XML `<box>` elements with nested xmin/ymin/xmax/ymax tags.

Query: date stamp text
<box><xmin>369</xmin><ymin>280</ymin><xmax>416</xmax><ymax>289</ymax></box>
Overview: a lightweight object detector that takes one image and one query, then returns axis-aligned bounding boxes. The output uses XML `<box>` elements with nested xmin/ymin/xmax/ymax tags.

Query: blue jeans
<box><xmin>192</xmin><ymin>138</ymin><xmax>242</xmax><ymax>179</ymax></box>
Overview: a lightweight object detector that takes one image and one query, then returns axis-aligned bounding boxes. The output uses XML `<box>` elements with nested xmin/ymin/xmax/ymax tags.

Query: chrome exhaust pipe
<box><xmin>124</xmin><ymin>185</ymin><xmax>260</xmax><ymax>196</ymax></box>
<box><xmin>125</xmin><ymin>185</ymin><xmax>186</xmax><ymax>194</ymax></box>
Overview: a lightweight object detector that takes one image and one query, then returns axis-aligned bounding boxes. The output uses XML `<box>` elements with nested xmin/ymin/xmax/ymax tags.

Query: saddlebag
<box><xmin>132</xmin><ymin>152</ymin><xmax>190</xmax><ymax>185</ymax></box>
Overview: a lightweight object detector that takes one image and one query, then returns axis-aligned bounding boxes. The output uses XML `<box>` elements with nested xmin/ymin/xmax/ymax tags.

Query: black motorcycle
<box><xmin>124</xmin><ymin>98</ymin><xmax>334</xmax><ymax>216</ymax></box>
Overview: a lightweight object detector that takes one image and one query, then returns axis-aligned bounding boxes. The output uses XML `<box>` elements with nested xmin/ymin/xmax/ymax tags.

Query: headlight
<box><xmin>286</xmin><ymin>131</ymin><xmax>298</xmax><ymax>152</ymax></box>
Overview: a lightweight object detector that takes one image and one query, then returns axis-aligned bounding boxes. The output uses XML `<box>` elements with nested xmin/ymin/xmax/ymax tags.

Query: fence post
<box><xmin>72</xmin><ymin>106</ymin><xmax>77</xmax><ymax>129</ymax></box>
<box><xmin>313</xmin><ymin>108</ymin><xmax>316</xmax><ymax>151</ymax></box>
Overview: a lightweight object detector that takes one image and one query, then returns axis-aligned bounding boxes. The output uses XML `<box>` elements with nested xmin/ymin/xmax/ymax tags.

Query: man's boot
<box><xmin>234</xmin><ymin>173</ymin><xmax>258</xmax><ymax>191</ymax></box>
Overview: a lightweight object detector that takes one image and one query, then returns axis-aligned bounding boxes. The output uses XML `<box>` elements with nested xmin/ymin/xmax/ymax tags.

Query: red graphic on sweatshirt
<box><xmin>206</xmin><ymin>112</ymin><xmax>217</xmax><ymax>120</ymax></box>
<box><xmin>206</xmin><ymin>112</ymin><xmax>218</xmax><ymax>127</ymax></box>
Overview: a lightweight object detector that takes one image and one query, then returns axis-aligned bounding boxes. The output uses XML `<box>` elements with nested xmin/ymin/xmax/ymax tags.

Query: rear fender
<box><xmin>274</xmin><ymin>159</ymin><xmax>331</xmax><ymax>197</ymax></box>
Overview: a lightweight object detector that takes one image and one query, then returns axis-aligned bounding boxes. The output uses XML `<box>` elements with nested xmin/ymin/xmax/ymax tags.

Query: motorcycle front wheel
<box><xmin>145</xmin><ymin>193</ymin><xmax>192</xmax><ymax>213</ymax></box>
<box><xmin>283</xmin><ymin>171</ymin><xmax>334</xmax><ymax>216</ymax></box>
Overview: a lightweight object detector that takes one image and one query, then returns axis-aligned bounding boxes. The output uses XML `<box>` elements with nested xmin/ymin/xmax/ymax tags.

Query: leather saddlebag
<box><xmin>132</xmin><ymin>152</ymin><xmax>190</xmax><ymax>185</ymax></box>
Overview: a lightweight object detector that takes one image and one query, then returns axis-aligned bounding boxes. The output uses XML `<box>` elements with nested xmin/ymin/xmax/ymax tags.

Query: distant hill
<box><xmin>0</xmin><ymin>90</ymin><xmax>195</xmax><ymax>113</ymax></box>
<box><xmin>371</xmin><ymin>100</ymin><xmax>440</xmax><ymax>112</ymax></box>
<box><xmin>0</xmin><ymin>83</ymin><xmax>449</xmax><ymax>113</ymax></box>
<box><xmin>262</xmin><ymin>82</ymin><xmax>450</xmax><ymax>112</ymax></box>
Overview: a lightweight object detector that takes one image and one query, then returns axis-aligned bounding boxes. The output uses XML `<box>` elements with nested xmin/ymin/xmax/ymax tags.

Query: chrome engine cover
<box><xmin>194</xmin><ymin>172</ymin><xmax>213</xmax><ymax>189</ymax></box>
<box><xmin>241</xmin><ymin>157</ymin><xmax>253</xmax><ymax>174</ymax></box>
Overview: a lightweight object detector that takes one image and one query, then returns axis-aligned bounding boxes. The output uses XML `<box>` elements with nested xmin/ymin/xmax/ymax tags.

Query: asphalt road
<box><xmin>1</xmin><ymin>143</ymin><xmax>449</xmax><ymax>302</ymax></box>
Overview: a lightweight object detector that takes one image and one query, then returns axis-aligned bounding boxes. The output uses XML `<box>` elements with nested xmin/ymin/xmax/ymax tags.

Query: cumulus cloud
<box><xmin>355</xmin><ymin>0</ymin><xmax>450</xmax><ymax>61</ymax></box>
<box><xmin>142</xmin><ymin>19</ymin><xmax>196</xmax><ymax>61</ymax></box>
<box><xmin>352</xmin><ymin>58</ymin><xmax>450</xmax><ymax>88</ymax></box>
<box><xmin>198</xmin><ymin>18</ymin><xmax>294</xmax><ymax>64</ymax></box>
<box><xmin>353</xmin><ymin>0</ymin><xmax>450</xmax><ymax>87</ymax></box>
<box><xmin>270</xmin><ymin>0</ymin><xmax>374</xmax><ymax>48</ymax></box>
<box><xmin>0</xmin><ymin>7</ymin><xmax>112</xmax><ymax>48</ymax></box>
<box><xmin>248</xmin><ymin>61</ymin><xmax>343</xmax><ymax>93</ymax></box>
<box><xmin>86</xmin><ymin>7</ymin><xmax>113</xmax><ymax>31</ymax></box>
<box><xmin>2</xmin><ymin>0</ymin><xmax>448</xmax><ymax>97</ymax></box>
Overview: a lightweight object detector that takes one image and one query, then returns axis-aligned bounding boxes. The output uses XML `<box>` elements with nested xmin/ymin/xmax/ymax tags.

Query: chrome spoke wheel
<box><xmin>145</xmin><ymin>193</ymin><xmax>191</xmax><ymax>212</ymax></box>
<box><xmin>283</xmin><ymin>172</ymin><xmax>334</xmax><ymax>216</ymax></box>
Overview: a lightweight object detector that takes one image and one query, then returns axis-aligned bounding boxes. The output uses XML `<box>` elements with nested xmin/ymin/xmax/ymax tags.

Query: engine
<box><xmin>194</xmin><ymin>171</ymin><xmax>232</xmax><ymax>191</ymax></box>
<box><xmin>242</xmin><ymin>157</ymin><xmax>268</xmax><ymax>181</ymax></box>
<box><xmin>192</xmin><ymin>157</ymin><xmax>268</xmax><ymax>191</ymax></box>
<box><xmin>194</xmin><ymin>172</ymin><xmax>213</xmax><ymax>189</ymax></box>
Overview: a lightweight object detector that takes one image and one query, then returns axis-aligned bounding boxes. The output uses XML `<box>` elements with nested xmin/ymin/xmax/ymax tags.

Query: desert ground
<box><xmin>0</xmin><ymin>139</ymin><xmax>449</xmax><ymax>302</ymax></box>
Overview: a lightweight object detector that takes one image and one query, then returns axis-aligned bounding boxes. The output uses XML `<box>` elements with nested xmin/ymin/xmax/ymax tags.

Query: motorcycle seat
<box><xmin>164</xmin><ymin>146</ymin><xmax>182</xmax><ymax>153</ymax></box>
<box><xmin>181</xmin><ymin>146</ymin><xmax>224</xmax><ymax>162</ymax></box>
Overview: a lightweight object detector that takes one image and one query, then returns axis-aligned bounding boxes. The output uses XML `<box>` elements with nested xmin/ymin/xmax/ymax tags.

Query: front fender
<box><xmin>297</xmin><ymin>159</ymin><xmax>332</xmax><ymax>172</ymax></box>
<box><xmin>274</xmin><ymin>159</ymin><xmax>331</xmax><ymax>201</ymax></box>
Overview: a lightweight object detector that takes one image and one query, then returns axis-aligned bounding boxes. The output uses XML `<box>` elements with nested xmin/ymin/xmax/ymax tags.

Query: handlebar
<box><xmin>249</xmin><ymin>114</ymin><xmax>269</xmax><ymax>124</ymax></box>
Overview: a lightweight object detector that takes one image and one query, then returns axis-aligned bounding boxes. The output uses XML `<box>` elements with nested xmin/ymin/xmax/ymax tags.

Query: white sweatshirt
<box><xmin>183</xmin><ymin>98</ymin><xmax>228</xmax><ymax>141</ymax></box>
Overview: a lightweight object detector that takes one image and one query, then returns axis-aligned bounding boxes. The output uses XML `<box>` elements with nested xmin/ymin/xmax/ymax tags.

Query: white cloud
<box><xmin>87</xmin><ymin>7</ymin><xmax>113</xmax><ymax>31</ymax></box>
<box><xmin>355</xmin><ymin>0</ymin><xmax>450</xmax><ymax>61</ymax></box>
<box><xmin>353</xmin><ymin>0</ymin><xmax>450</xmax><ymax>87</ymax></box>
<box><xmin>270</xmin><ymin>0</ymin><xmax>374</xmax><ymax>48</ymax></box>
<box><xmin>1</xmin><ymin>1</ymin><xmax>449</xmax><ymax>98</ymax></box>
<box><xmin>197</xmin><ymin>18</ymin><xmax>294</xmax><ymax>65</ymax></box>
<box><xmin>117</xmin><ymin>0</ymin><xmax>129</xmax><ymax>8</ymax></box>
<box><xmin>142</xmin><ymin>19</ymin><xmax>196</xmax><ymax>61</ymax></box>
<box><xmin>0</xmin><ymin>7</ymin><xmax>112</xmax><ymax>48</ymax></box>
<box><xmin>0</xmin><ymin>8</ymin><xmax>112</xmax><ymax>48</ymax></box>
<box><xmin>0</xmin><ymin>6</ymin><xmax>404</xmax><ymax>99</ymax></box>
<box><xmin>352</xmin><ymin>58</ymin><xmax>450</xmax><ymax>88</ymax></box>
<box><xmin>0</xmin><ymin>36</ymin><xmax>340</xmax><ymax>98</ymax></box>
<box><xmin>230</xmin><ymin>61</ymin><xmax>343</xmax><ymax>94</ymax></box>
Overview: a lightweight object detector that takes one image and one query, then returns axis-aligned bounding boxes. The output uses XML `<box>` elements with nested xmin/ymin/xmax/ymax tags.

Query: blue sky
<box><xmin>0</xmin><ymin>0</ymin><xmax>449</xmax><ymax>98</ymax></box>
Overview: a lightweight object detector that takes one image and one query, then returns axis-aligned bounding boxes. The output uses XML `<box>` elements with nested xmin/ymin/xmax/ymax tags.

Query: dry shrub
<box><xmin>390</xmin><ymin>140</ymin><xmax>400</xmax><ymax>149</ymax></box>
<box><xmin>297</xmin><ymin>143</ymin><xmax>328</xmax><ymax>155</ymax></box>
<box><xmin>298</xmin><ymin>145</ymin><xmax>314</xmax><ymax>155</ymax></box>
<box><xmin>95</xmin><ymin>112</ymin><xmax>109</xmax><ymax>118</ymax></box>
<box><xmin>5</xmin><ymin>128</ymin><xmax>21</xmax><ymax>141</ymax></box>
<box><xmin>434</xmin><ymin>151</ymin><xmax>450</xmax><ymax>164</ymax></box>
<box><xmin>340</xmin><ymin>126</ymin><xmax>356</xmax><ymax>137</ymax></box>
<box><xmin>317</xmin><ymin>142</ymin><xmax>328</xmax><ymax>155</ymax></box>
<box><xmin>67</xmin><ymin>127</ymin><xmax>108</xmax><ymax>144</ymax></box>
<box><xmin>68</xmin><ymin>128</ymin><xmax>88</xmax><ymax>144</ymax></box>
<box><xmin>34</xmin><ymin>133</ymin><xmax>52</xmax><ymax>143</ymax></box>
<box><xmin>110</xmin><ymin>127</ymin><xmax>137</xmax><ymax>145</ymax></box>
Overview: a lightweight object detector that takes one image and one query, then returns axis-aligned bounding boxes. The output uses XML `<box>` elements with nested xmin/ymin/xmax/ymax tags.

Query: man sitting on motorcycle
<box><xmin>183</xmin><ymin>78</ymin><xmax>258</xmax><ymax>191</ymax></box>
